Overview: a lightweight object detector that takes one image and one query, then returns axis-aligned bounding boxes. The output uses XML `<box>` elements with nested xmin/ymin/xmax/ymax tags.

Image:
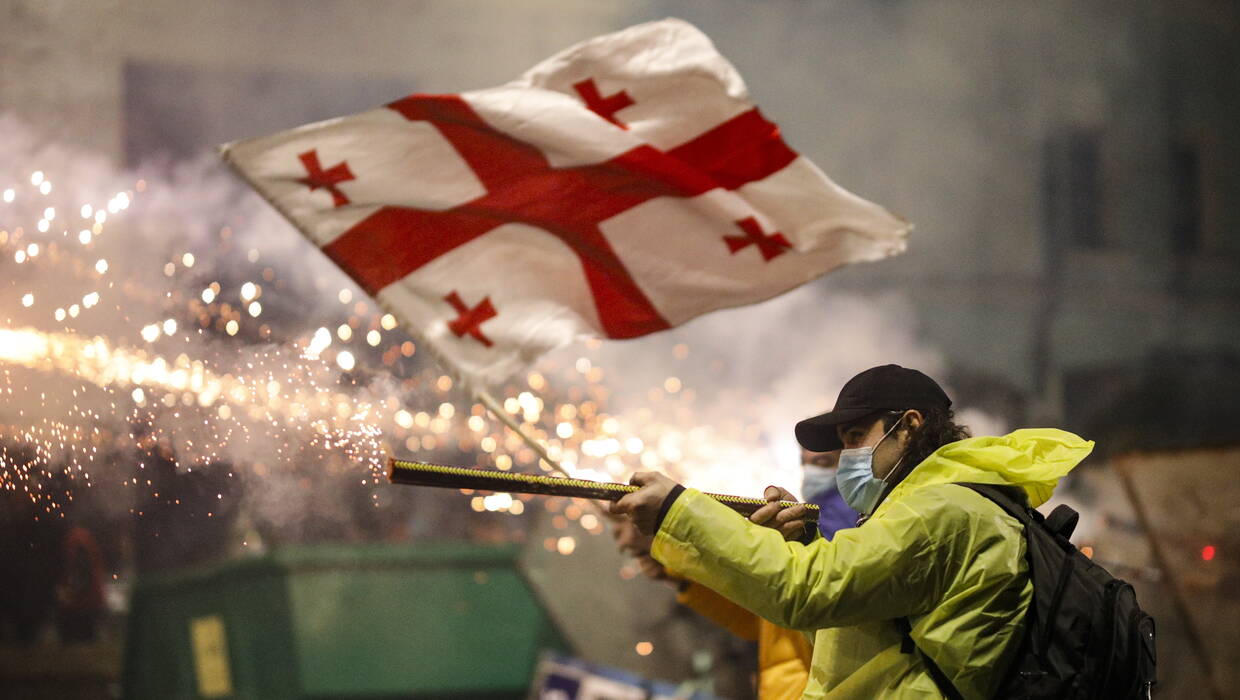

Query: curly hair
<box><xmin>866</xmin><ymin>407</ymin><xmax>971</xmax><ymax>512</ymax></box>
<box><xmin>882</xmin><ymin>407</ymin><xmax>971</xmax><ymax>474</ymax></box>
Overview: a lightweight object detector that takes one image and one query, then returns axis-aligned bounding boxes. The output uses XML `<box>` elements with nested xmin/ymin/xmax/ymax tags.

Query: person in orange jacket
<box><xmin>614</xmin><ymin>452</ymin><xmax>856</xmax><ymax>700</ymax></box>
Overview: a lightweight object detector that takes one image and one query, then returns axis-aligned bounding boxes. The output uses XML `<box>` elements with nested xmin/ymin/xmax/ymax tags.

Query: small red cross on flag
<box><xmin>222</xmin><ymin>19</ymin><xmax>910</xmax><ymax>387</ymax></box>
<box><xmin>296</xmin><ymin>149</ymin><xmax>355</xmax><ymax>207</ymax></box>
<box><xmin>725</xmin><ymin>217</ymin><xmax>792</xmax><ymax>261</ymax></box>
<box><xmin>572</xmin><ymin>78</ymin><xmax>635</xmax><ymax>128</ymax></box>
<box><xmin>443</xmin><ymin>291</ymin><xmax>498</xmax><ymax>347</ymax></box>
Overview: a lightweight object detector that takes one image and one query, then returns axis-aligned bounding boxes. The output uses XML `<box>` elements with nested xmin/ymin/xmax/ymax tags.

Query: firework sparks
<box><xmin>0</xmin><ymin>121</ymin><xmax>803</xmax><ymax>552</ymax></box>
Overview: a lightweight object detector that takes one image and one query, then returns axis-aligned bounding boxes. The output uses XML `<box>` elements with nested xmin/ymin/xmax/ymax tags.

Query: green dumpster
<box><xmin>122</xmin><ymin>543</ymin><xmax>569</xmax><ymax>699</ymax></box>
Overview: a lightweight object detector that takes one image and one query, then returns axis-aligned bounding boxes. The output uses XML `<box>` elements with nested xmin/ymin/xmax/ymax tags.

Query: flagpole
<box><xmin>356</xmin><ymin>297</ymin><xmax>619</xmax><ymax>516</ymax></box>
<box><xmin>475</xmin><ymin>388</ymin><xmax>564</xmax><ymax>476</ymax></box>
<box><xmin>313</xmin><ymin>282</ymin><xmax>585</xmax><ymax>494</ymax></box>
<box><xmin>475</xmin><ymin>388</ymin><xmax>623</xmax><ymax>522</ymax></box>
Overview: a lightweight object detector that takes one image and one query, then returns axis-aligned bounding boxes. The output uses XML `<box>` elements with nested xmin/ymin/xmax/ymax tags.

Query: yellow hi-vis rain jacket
<box><xmin>678</xmin><ymin>581</ymin><xmax>812</xmax><ymax>699</ymax></box>
<box><xmin>652</xmin><ymin>429</ymin><xmax>1094</xmax><ymax>699</ymax></box>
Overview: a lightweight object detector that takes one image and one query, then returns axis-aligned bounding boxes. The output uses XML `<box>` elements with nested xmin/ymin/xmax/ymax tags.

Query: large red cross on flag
<box><xmin>222</xmin><ymin>19</ymin><xmax>910</xmax><ymax>386</ymax></box>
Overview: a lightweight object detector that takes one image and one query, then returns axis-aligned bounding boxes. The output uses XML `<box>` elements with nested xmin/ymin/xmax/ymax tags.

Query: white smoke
<box><xmin>547</xmin><ymin>281</ymin><xmax>1007</xmax><ymax>498</ymax></box>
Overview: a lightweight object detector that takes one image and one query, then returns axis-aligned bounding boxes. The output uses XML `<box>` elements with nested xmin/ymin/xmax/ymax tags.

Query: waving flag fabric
<box><xmin>222</xmin><ymin>18</ymin><xmax>910</xmax><ymax>386</ymax></box>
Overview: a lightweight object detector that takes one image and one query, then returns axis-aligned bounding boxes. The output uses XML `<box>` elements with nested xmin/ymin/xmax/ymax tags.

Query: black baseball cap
<box><xmin>795</xmin><ymin>364</ymin><xmax>952</xmax><ymax>452</ymax></box>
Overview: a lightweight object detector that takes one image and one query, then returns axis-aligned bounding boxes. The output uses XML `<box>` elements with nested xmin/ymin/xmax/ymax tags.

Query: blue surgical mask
<box><xmin>801</xmin><ymin>463</ymin><xmax>839</xmax><ymax>508</ymax></box>
<box><xmin>836</xmin><ymin>418</ymin><xmax>903</xmax><ymax>515</ymax></box>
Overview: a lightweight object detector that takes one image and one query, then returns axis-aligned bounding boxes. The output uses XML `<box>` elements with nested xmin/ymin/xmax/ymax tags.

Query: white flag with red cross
<box><xmin>222</xmin><ymin>18</ymin><xmax>910</xmax><ymax>387</ymax></box>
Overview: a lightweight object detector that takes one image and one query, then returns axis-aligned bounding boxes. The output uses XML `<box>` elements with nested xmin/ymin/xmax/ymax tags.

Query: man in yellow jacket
<box><xmin>615</xmin><ymin>448</ymin><xmax>858</xmax><ymax>699</ymax></box>
<box><xmin>615</xmin><ymin>515</ymin><xmax>815</xmax><ymax>700</ymax></box>
<box><xmin>613</xmin><ymin>365</ymin><xmax>1094</xmax><ymax>699</ymax></box>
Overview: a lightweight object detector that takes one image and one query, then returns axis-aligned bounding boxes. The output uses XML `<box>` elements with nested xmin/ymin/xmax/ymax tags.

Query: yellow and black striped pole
<box><xmin>387</xmin><ymin>458</ymin><xmax>817</xmax><ymax>517</ymax></box>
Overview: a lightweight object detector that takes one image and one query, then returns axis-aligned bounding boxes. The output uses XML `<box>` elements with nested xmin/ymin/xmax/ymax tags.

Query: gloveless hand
<box><xmin>610</xmin><ymin>471</ymin><xmax>677</xmax><ymax>536</ymax></box>
<box><xmin>748</xmin><ymin>485</ymin><xmax>810</xmax><ymax>541</ymax></box>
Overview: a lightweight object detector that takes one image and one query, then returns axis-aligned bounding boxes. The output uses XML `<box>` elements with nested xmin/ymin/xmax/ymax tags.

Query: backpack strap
<box><xmin>956</xmin><ymin>483</ymin><xmax>1077</xmax><ymax>656</ymax></box>
<box><xmin>892</xmin><ymin>483</ymin><xmax>1034</xmax><ymax>698</ymax></box>
<box><xmin>895</xmin><ymin>617</ymin><xmax>964</xmax><ymax>700</ymax></box>
<box><xmin>956</xmin><ymin>482</ymin><xmax>1034</xmax><ymax>524</ymax></box>
<box><xmin>1044</xmin><ymin>504</ymin><xmax>1079</xmax><ymax>540</ymax></box>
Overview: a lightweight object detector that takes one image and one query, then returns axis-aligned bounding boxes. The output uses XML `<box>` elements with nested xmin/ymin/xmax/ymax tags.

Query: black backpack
<box><xmin>896</xmin><ymin>482</ymin><xmax>1157</xmax><ymax>699</ymax></box>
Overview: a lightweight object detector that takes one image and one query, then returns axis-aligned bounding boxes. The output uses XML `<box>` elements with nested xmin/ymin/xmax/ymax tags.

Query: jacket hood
<box><xmin>885</xmin><ymin>428</ymin><xmax>1094</xmax><ymax>508</ymax></box>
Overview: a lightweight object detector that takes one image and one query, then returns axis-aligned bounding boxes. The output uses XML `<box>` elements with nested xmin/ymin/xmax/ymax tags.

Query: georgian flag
<box><xmin>222</xmin><ymin>18</ymin><xmax>910</xmax><ymax>386</ymax></box>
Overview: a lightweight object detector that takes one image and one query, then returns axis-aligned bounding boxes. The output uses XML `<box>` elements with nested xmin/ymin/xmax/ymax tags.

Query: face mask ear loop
<box><xmin>871</xmin><ymin>414</ymin><xmax>904</xmax><ymax>476</ymax></box>
<box><xmin>880</xmin><ymin>454</ymin><xmax>905</xmax><ymax>487</ymax></box>
<box><xmin>872</xmin><ymin>412</ymin><xmax>913</xmax><ymax>506</ymax></box>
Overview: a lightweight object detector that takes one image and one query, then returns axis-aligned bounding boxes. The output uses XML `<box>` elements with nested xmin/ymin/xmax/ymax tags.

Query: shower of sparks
<box><xmin>0</xmin><ymin>166</ymin><xmax>393</xmax><ymax>518</ymax></box>
<box><xmin>0</xmin><ymin>158</ymin><xmax>794</xmax><ymax>550</ymax></box>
